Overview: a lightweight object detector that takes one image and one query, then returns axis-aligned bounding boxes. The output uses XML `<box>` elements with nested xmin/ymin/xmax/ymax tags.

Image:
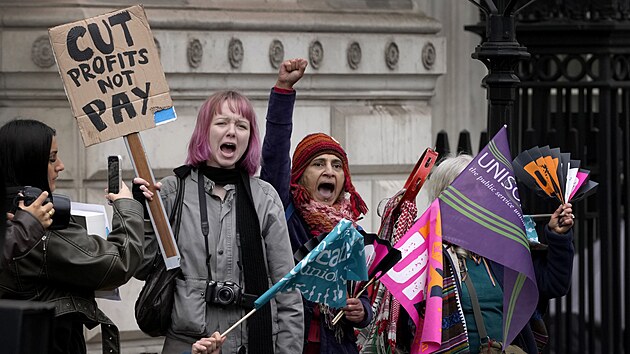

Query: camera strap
<box><xmin>198</xmin><ymin>170</ymin><xmax>213</xmax><ymax>283</ymax></box>
<box><xmin>197</xmin><ymin>169</ymin><xmax>258</xmax><ymax>309</ymax></box>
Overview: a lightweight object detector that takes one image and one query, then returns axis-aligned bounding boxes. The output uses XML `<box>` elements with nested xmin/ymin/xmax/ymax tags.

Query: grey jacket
<box><xmin>136</xmin><ymin>169</ymin><xmax>304</xmax><ymax>354</ymax></box>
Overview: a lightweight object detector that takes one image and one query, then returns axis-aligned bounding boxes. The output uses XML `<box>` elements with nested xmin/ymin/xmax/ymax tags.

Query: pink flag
<box><xmin>379</xmin><ymin>199</ymin><xmax>444</xmax><ymax>353</ymax></box>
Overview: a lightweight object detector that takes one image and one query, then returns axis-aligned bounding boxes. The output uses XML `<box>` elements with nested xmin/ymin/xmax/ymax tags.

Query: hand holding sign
<box><xmin>49</xmin><ymin>5</ymin><xmax>180</xmax><ymax>268</ymax></box>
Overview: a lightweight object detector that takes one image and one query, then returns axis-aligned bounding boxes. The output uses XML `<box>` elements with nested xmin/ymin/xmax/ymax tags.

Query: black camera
<box><xmin>205</xmin><ymin>280</ymin><xmax>242</xmax><ymax>306</ymax></box>
<box><xmin>6</xmin><ymin>186</ymin><xmax>71</xmax><ymax>230</ymax></box>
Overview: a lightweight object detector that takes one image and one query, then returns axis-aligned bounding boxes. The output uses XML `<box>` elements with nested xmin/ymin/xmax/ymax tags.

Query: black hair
<box><xmin>0</xmin><ymin>170</ymin><xmax>6</xmax><ymax>268</ymax></box>
<box><xmin>0</xmin><ymin>119</ymin><xmax>56</xmax><ymax>193</ymax></box>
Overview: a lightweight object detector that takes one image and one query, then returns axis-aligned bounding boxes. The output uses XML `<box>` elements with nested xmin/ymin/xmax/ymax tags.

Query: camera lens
<box><xmin>217</xmin><ymin>287</ymin><xmax>234</xmax><ymax>304</ymax></box>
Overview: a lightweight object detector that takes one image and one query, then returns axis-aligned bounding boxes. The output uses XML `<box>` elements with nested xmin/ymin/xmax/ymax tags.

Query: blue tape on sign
<box><xmin>154</xmin><ymin>107</ymin><xmax>177</xmax><ymax>125</ymax></box>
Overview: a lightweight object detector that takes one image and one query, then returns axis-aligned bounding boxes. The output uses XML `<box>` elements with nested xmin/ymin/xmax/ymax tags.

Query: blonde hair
<box><xmin>426</xmin><ymin>154</ymin><xmax>473</xmax><ymax>201</ymax></box>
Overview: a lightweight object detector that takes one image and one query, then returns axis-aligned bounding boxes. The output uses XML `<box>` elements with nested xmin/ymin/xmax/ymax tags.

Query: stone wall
<box><xmin>0</xmin><ymin>1</ymin><xmax>447</xmax><ymax>352</ymax></box>
<box><xmin>415</xmin><ymin>0</ymin><xmax>488</xmax><ymax>155</ymax></box>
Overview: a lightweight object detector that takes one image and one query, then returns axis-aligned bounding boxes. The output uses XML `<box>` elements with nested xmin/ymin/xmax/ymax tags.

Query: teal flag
<box><xmin>254</xmin><ymin>219</ymin><xmax>368</xmax><ymax>309</ymax></box>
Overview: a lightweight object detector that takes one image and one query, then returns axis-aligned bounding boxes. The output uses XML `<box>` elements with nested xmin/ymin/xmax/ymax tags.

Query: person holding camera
<box><xmin>2</xmin><ymin>189</ymin><xmax>54</xmax><ymax>268</ymax></box>
<box><xmin>0</xmin><ymin>119</ymin><xmax>145</xmax><ymax>354</ymax></box>
<box><xmin>133</xmin><ymin>88</ymin><xmax>303</xmax><ymax>353</ymax></box>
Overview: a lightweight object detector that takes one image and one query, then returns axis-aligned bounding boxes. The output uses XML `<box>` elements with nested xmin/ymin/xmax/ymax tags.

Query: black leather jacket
<box><xmin>0</xmin><ymin>198</ymin><xmax>144</xmax><ymax>354</ymax></box>
<box><xmin>1</xmin><ymin>208</ymin><xmax>46</xmax><ymax>268</ymax></box>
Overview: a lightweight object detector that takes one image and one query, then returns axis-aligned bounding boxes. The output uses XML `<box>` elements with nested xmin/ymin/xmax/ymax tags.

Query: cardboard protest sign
<box><xmin>49</xmin><ymin>4</ymin><xmax>176</xmax><ymax>147</ymax></box>
<box><xmin>49</xmin><ymin>5</ymin><xmax>181</xmax><ymax>269</ymax></box>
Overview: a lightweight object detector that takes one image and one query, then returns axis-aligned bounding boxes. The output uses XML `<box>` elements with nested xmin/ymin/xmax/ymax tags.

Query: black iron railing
<box><xmin>465</xmin><ymin>1</ymin><xmax>629</xmax><ymax>352</ymax></box>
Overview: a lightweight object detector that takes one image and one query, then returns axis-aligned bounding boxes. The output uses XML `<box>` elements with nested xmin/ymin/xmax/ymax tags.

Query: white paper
<box><xmin>565</xmin><ymin>165</ymin><xmax>579</xmax><ymax>202</ymax></box>
<box><xmin>71</xmin><ymin>202</ymin><xmax>121</xmax><ymax>301</ymax></box>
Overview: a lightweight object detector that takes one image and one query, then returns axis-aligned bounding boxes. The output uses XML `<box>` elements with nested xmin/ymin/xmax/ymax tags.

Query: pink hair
<box><xmin>186</xmin><ymin>91</ymin><xmax>261</xmax><ymax>176</ymax></box>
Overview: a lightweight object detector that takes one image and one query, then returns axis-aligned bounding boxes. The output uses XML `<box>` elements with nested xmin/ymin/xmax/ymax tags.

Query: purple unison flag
<box><xmin>438</xmin><ymin>126</ymin><xmax>537</xmax><ymax>347</ymax></box>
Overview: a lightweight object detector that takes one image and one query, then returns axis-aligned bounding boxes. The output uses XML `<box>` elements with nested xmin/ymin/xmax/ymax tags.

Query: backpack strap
<box><xmin>463</xmin><ymin>274</ymin><xmax>489</xmax><ymax>342</ymax></box>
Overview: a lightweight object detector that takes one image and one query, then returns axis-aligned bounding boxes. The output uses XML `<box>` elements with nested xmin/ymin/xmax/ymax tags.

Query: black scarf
<box><xmin>198</xmin><ymin>165</ymin><xmax>273</xmax><ymax>354</ymax></box>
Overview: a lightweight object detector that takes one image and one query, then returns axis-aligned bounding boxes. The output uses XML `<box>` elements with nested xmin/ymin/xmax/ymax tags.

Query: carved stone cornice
<box><xmin>1</xmin><ymin>2</ymin><xmax>445</xmax><ymax>103</ymax></box>
<box><xmin>268</xmin><ymin>40</ymin><xmax>284</xmax><ymax>69</ymax></box>
<box><xmin>347</xmin><ymin>42</ymin><xmax>361</xmax><ymax>70</ymax></box>
<box><xmin>31</xmin><ymin>35</ymin><xmax>55</xmax><ymax>68</ymax></box>
<box><xmin>0</xmin><ymin>6</ymin><xmax>441</xmax><ymax>34</ymax></box>
<box><xmin>187</xmin><ymin>38</ymin><xmax>203</xmax><ymax>68</ymax></box>
<box><xmin>228</xmin><ymin>38</ymin><xmax>244</xmax><ymax>69</ymax></box>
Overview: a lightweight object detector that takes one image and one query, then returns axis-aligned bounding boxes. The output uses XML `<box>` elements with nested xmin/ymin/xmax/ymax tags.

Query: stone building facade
<box><xmin>0</xmin><ymin>0</ymin><xmax>486</xmax><ymax>352</ymax></box>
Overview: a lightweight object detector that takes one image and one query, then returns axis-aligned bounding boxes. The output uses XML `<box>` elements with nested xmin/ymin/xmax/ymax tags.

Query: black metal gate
<box><xmin>464</xmin><ymin>1</ymin><xmax>629</xmax><ymax>352</ymax></box>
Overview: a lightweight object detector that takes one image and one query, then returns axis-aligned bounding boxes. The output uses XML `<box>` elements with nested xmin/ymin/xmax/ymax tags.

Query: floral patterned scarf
<box><xmin>292</xmin><ymin>191</ymin><xmax>358</xmax><ymax>237</ymax></box>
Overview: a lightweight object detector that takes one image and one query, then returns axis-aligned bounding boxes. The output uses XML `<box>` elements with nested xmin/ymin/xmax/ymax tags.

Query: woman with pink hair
<box><xmin>134</xmin><ymin>88</ymin><xmax>303</xmax><ymax>354</ymax></box>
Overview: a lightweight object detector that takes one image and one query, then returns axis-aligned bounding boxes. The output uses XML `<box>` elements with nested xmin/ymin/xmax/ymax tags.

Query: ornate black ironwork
<box><xmin>468</xmin><ymin>1</ymin><xmax>630</xmax><ymax>353</ymax></box>
<box><xmin>466</xmin><ymin>0</ymin><xmax>531</xmax><ymax>156</ymax></box>
<box><xmin>514</xmin><ymin>0</ymin><xmax>630</xmax><ymax>22</ymax></box>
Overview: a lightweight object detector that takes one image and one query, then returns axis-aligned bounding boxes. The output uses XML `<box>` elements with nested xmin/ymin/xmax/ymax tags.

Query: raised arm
<box><xmin>260</xmin><ymin>58</ymin><xmax>307</xmax><ymax>207</ymax></box>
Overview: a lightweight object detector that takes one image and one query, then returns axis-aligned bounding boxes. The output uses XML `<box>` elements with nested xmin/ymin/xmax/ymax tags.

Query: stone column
<box><xmin>0</xmin><ymin>1</ymin><xmax>444</xmax><ymax>352</ymax></box>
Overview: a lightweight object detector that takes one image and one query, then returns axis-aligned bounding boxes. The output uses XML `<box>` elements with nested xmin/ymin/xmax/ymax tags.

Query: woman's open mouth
<box><xmin>317</xmin><ymin>182</ymin><xmax>335</xmax><ymax>200</ymax></box>
<box><xmin>220</xmin><ymin>143</ymin><xmax>236</xmax><ymax>156</ymax></box>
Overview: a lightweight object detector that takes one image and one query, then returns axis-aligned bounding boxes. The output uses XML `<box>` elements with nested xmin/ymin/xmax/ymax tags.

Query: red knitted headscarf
<box><xmin>290</xmin><ymin>133</ymin><xmax>368</xmax><ymax>221</ymax></box>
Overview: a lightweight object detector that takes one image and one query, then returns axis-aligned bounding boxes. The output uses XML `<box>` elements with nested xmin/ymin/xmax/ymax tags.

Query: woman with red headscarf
<box><xmin>261</xmin><ymin>58</ymin><xmax>373</xmax><ymax>354</ymax></box>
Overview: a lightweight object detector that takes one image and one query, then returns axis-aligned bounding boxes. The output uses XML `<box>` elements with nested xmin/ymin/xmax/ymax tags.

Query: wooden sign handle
<box><xmin>125</xmin><ymin>132</ymin><xmax>180</xmax><ymax>269</ymax></box>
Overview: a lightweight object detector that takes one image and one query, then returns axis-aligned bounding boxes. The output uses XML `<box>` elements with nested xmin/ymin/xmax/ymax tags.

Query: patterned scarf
<box><xmin>357</xmin><ymin>191</ymin><xmax>417</xmax><ymax>354</ymax></box>
<box><xmin>381</xmin><ymin>199</ymin><xmax>417</xmax><ymax>352</ymax></box>
<box><xmin>433</xmin><ymin>250</ymin><xmax>469</xmax><ymax>354</ymax></box>
<box><xmin>293</xmin><ymin>190</ymin><xmax>357</xmax><ymax>237</ymax></box>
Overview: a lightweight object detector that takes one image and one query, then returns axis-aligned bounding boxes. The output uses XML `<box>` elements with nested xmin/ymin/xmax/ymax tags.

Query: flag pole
<box><xmin>525</xmin><ymin>213</ymin><xmax>552</xmax><ymax>219</ymax></box>
<box><xmin>331</xmin><ymin>276</ymin><xmax>378</xmax><ymax>325</ymax></box>
<box><xmin>220</xmin><ymin>308</ymin><xmax>257</xmax><ymax>337</ymax></box>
